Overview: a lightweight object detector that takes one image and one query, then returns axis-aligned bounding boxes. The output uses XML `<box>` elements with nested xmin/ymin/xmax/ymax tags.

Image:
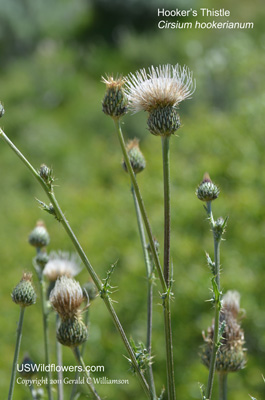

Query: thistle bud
<box><xmin>0</xmin><ymin>102</ymin><xmax>5</xmax><ymax>118</ymax></box>
<box><xmin>196</xmin><ymin>173</ymin><xmax>219</xmax><ymax>202</ymax></box>
<box><xmin>28</xmin><ymin>221</ymin><xmax>50</xmax><ymax>248</ymax></box>
<box><xmin>201</xmin><ymin>290</ymin><xmax>246</xmax><ymax>373</ymax></box>
<box><xmin>122</xmin><ymin>138</ymin><xmax>146</xmax><ymax>174</ymax></box>
<box><xmin>57</xmin><ymin>318</ymin><xmax>88</xmax><ymax>347</ymax></box>
<box><xmin>213</xmin><ymin>217</ymin><xmax>227</xmax><ymax>241</ymax></box>
<box><xmin>12</xmin><ymin>273</ymin><xmax>37</xmax><ymax>307</ymax></box>
<box><xmin>39</xmin><ymin>164</ymin><xmax>54</xmax><ymax>187</ymax></box>
<box><xmin>147</xmin><ymin>106</ymin><xmax>180</xmax><ymax>136</ymax></box>
<box><xmin>82</xmin><ymin>282</ymin><xmax>97</xmax><ymax>302</ymax></box>
<box><xmin>102</xmin><ymin>76</ymin><xmax>128</xmax><ymax>119</ymax></box>
<box><xmin>35</xmin><ymin>251</ymin><xmax>49</xmax><ymax>269</ymax></box>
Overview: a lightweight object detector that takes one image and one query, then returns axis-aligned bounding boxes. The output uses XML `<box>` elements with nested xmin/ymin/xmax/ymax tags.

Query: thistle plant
<box><xmin>1</xmin><ymin>63</ymin><xmax>252</xmax><ymax>400</ymax></box>
<box><xmin>102</xmin><ymin>64</ymin><xmax>195</xmax><ymax>400</ymax></box>
<box><xmin>8</xmin><ymin>273</ymin><xmax>36</xmax><ymax>400</ymax></box>
<box><xmin>196</xmin><ymin>173</ymin><xmax>246</xmax><ymax>400</ymax></box>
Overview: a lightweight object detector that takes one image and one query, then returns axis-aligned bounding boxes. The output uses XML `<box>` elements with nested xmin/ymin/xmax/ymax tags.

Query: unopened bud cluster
<box><xmin>122</xmin><ymin>139</ymin><xmax>146</xmax><ymax>174</ymax></box>
<box><xmin>39</xmin><ymin>164</ymin><xmax>54</xmax><ymax>188</ymax></box>
<box><xmin>201</xmin><ymin>290</ymin><xmax>246</xmax><ymax>373</ymax></box>
<box><xmin>12</xmin><ymin>273</ymin><xmax>37</xmax><ymax>307</ymax></box>
<box><xmin>49</xmin><ymin>276</ymin><xmax>88</xmax><ymax>347</ymax></box>
<box><xmin>196</xmin><ymin>173</ymin><xmax>219</xmax><ymax>202</ymax></box>
<box><xmin>102</xmin><ymin>76</ymin><xmax>128</xmax><ymax>119</ymax></box>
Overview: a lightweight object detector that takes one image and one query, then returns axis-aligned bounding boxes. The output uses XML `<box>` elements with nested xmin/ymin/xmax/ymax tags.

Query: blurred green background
<box><xmin>0</xmin><ymin>0</ymin><xmax>264</xmax><ymax>398</ymax></box>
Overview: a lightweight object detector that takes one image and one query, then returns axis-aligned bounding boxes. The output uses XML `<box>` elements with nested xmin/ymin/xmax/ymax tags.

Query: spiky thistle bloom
<box><xmin>102</xmin><ymin>75</ymin><xmax>128</xmax><ymax>118</ymax></box>
<box><xmin>12</xmin><ymin>273</ymin><xmax>37</xmax><ymax>307</ymax></box>
<box><xmin>125</xmin><ymin>64</ymin><xmax>195</xmax><ymax>136</ymax></box>
<box><xmin>201</xmin><ymin>290</ymin><xmax>246</xmax><ymax>373</ymax></box>
<box><xmin>122</xmin><ymin>138</ymin><xmax>146</xmax><ymax>174</ymax></box>
<box><xmin>49</xmin><ymin>276</ymin><xmax>88</xmax><ymax>347</ymax></box>
<box><xmin>43</xmin><ymin>251</ymin><xmax>82</xmax><ymax>282</ymax></box>
<box><xmin>49</xmin><ymin>276</ymin><xmax>85</xmax><ymax>320</ymax></box>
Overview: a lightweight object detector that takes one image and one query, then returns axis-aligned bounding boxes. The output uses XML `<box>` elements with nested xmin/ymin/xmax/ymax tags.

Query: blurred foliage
<box><xmin>0</xmin><ymin>0</ymin><xmax>265</xmax><ymax>399</ymax></box>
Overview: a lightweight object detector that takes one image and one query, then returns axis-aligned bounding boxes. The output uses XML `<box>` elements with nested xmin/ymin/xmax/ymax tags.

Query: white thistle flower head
<box><xmin>125</xmin><ymin>64</ymin><xmax>195</xmax><ymax>136</ymax></box>
<box><xmin>43</xmin><ymin>251</ymin><xmax>82</xmax><ymax>282</ymax></box>
<box><xmin>49</xmin><ymin>276</ymin><xmax>85</xmax><ymax>320</ymax></box>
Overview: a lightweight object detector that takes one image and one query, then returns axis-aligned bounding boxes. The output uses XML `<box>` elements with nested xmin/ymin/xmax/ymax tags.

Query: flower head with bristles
<box><xmin>201</xmin><ymin>290</ymin><xmax>246</xmax><ymax>373</ymax></box>
<box><xmin>125</xmin><ymin>64</ymin><xmax>195</xmax><ymax>113</ymax></box>
<box><xmin>125</xmin><ymin>64</ymin><xmax>195</xmax><ymax>136</ymax></box>
<box><xmin>43</xmin><ymin>251</ymin><xmax>82</xmax><ymax>282</ymax></box>
<box><xmin>102</xmin><ymin>75</ymin><xmax>128</xmax><ymax>118</ymax></box>
<box><xmin>49</xmin><ymin>276</ymin><xmax>85</xmax><ymax>320</ymax></box>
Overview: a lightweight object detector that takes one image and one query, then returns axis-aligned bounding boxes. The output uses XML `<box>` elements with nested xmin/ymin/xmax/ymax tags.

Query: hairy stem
<box><xmin>205</xmin><ymin>201</ymin><xmax>222</xmax><ymax>400</ymax></box>
<box><xmin>161</xmin><ymin>136</ymin><xmax>171</xmax><ymax>287</ymax></box>
<box><xmin>56</xmin><ymin>314</ymin><xmax>63</xmax><ymax>400</ymax></box>
<box><xmin>38</xmin><ymin>275</ymin><xmax>53</xmax><ymax>400</ymax></box>
<box><xmin>114</xmin><ymin>121</ymin><xmax>176</xmax><ymax>400</ymax></box>
<box><xmin>218</xmin><ymin>373</ymin><xmax>228</xmax><ymax>400</ymax></box>
<box><xmin>161</xmin><ymin>135</ymin><xmax>175</xmax><ymax>400</ymax></box>
<box><xmin>0</xmin><ymin>128</ymin><xmax>150</xmax><ymax>399</ymax></box>
<box><xmin>8</xmin><ymin>307</ymin><xmax>25</xmax><ymax>400</ymax></box>
<box><xmin>113</xmin><ymin>120</ymin><xmax>167</xmax><ymax>293</ymax></box>
<box><xmin>131</xmin><ymin>185</ymin><xmax>156</xmax><ymax>399</ymax></box>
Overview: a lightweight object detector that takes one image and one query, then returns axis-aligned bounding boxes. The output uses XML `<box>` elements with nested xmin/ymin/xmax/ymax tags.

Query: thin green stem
<box><xmin>161</xmin><ymin>135</ymin><xmax>175</xmax><ymax>400</ymax></box>
<box><xmin>72</xmin><ymin>347</ymin><xmax>101</xmax><ymax>400</ymax></box>
<box><xmin>8</xmin><ymin>307</ymin><xmax>25</xmax><ymax>400</ymax></box>
<box><xmin>0</xmin><ymin>128</ymin><xmax>150</xmax><ymax>399</ymax></box>
<box><xmin>161</xmin><ymin>136</ymin><xmax>171</xmax><ymax>287</ymax></box>
<box><xmin>163</xmin><ymin>298</ymin><xmax>175</xmax><ymax>400</ymax></box>
<box><xmin>205</xmin><ymin>201</ymin><xmax>222</xmax><ymax>400</ymax></box>
<box><xmin>131</xmin><ymin>185</ymin><xmax>156</xmax><ymax>399</ymax></box>
<box><xmin>38</xmin><ymin>275</ymin><xmax>53</xmax><ymax>400</ymax></box>
<box><xmin>114</xmin><ymin>120</ymin><xmax>176</xmax><ymax>400</ymax></box>
<box><xmin>218</xmin><ymin>373</ymin><xmax>228</xmax><ymax>400</ymax></box>
<box><xmin>56</xmin><ymin>314</ymin><xmax>63</xmax><ymax>400</ymax></box>
<box><xmin>113</xmin><ymin>120</ymin><xmax>167</xmax><ymax>293</ymax></box>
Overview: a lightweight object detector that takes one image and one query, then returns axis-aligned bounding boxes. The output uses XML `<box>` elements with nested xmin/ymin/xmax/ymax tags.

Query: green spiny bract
<box><xmin>12</xmin><ymin>273</ymin><xmax>37</xmax><ymax>307</ymax></box>
<box><xmin>122</xmin><ymin>138</ymin><xmax>146</xmax><ymax>174</ymax></box>
<box><xmin>35</xmin><ymin>251</ymin><xmax>49</xmax><ymax>269</ymax></box>
<box><xmin>57</xmin><ymin>317</ymin><xmax>88</xmax><ymax>347</ymax></box>
<box><xmin>28</xmin><ymin>221</ymin><xmax>50</xmax><ymax>248</ymax></box>
<box><xmin>147</xmin><ymin>105</ymin><xmax>180</xmax><ymax>136</ymax></box>
<box><xmin>102</xmin><ymin>76</ymin><xmax>128</xmax><ymax>119</ymax></box>
<box><xmin>196</xmin><ymin>172</ymin><xmax>219</xmax><ymax>202</ymax></box>
<box><xmin>39</xmin><ymin>164</ymin><xmax>54</xmax><ymax>188</ymax></box>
